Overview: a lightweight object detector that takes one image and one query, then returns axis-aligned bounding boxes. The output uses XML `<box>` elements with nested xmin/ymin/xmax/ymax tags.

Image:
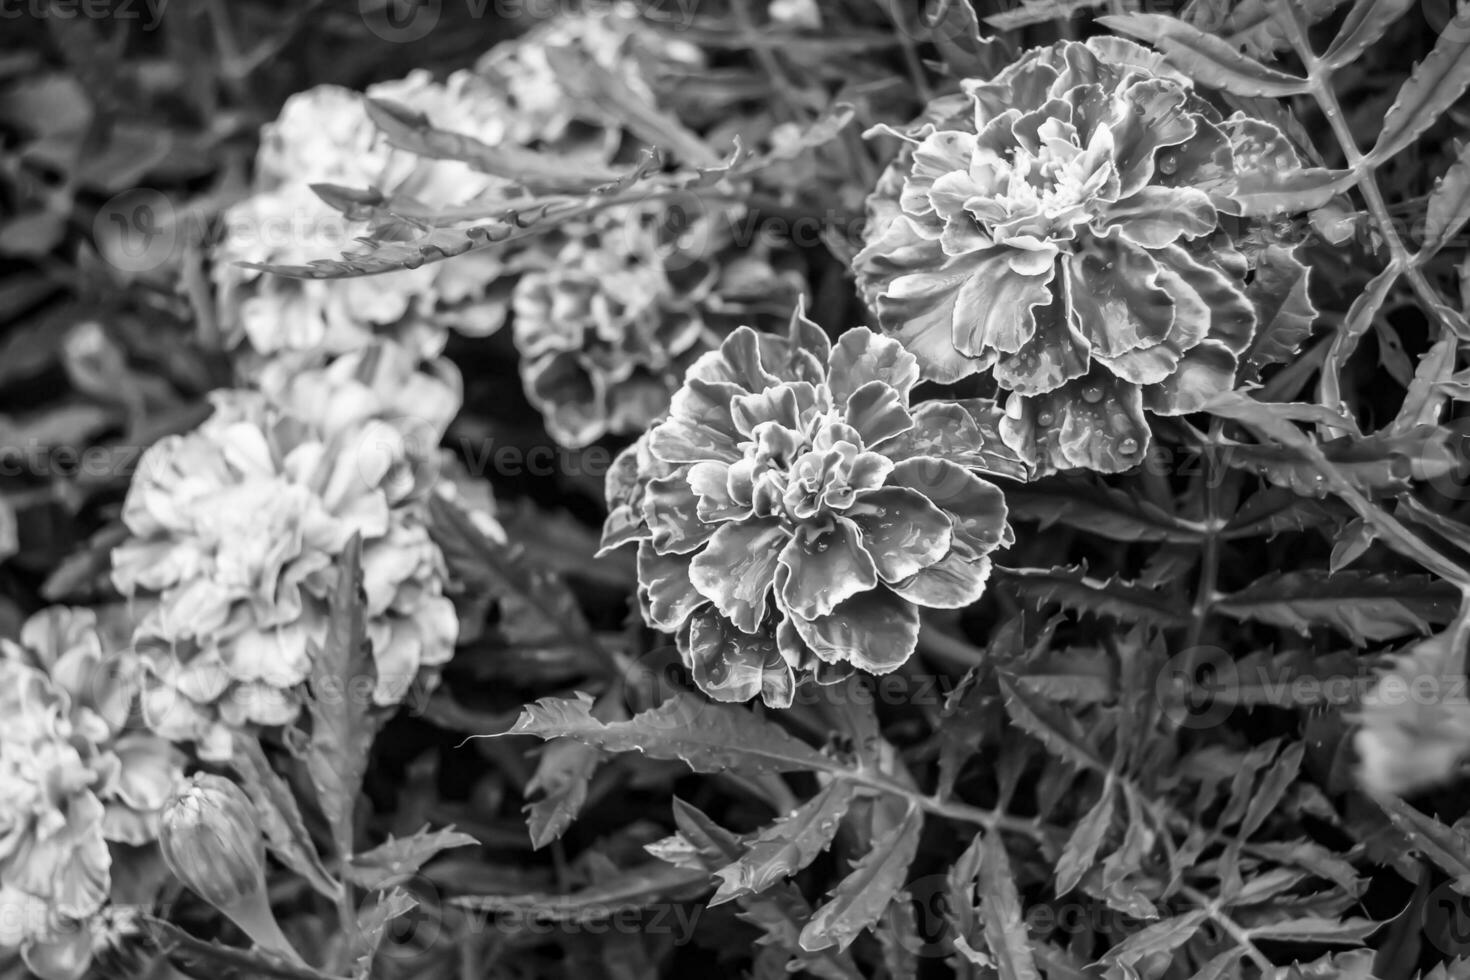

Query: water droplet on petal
<box><xmin>1159</xmin><ymin>154</ymin><xmax>1178</xmax><ymax>175</ymax></box>
<box><xmin>1037</xmin><ymin>411</ymin><xmax>1055</xmax><ymax>427</ymax></box>
<box><xmin>1081</xmin><ymin>385</ymin><xmax>1104</xmax><ymax>403</ymax></box>
<box><xmin>1118</xmin><ymin>437</ymin><xmax>1139</xmax><ymax>455</ymax></box>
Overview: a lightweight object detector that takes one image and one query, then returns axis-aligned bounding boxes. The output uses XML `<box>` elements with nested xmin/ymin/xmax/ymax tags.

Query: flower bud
<box><xmin>159</xmin><ymin>774</ymin><xmax>304</xmax><ymax>965</ymax></box>
<box><xmin>160</xmin><ymin>774</ymin><xmax>265</xmax><ymax>909</ymax></box>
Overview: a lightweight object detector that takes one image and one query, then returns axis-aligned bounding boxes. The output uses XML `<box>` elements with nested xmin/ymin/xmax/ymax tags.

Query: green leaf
<box><xmin>1006</xmin><ymin>480</ymin><xmax>1206</xmax><ymax>543</ymax></box>
<box><xmin>799</xmin><ymin>805</ymin><xmax>922</xmax><ymax>952</ymax></box>
<box><xmin>1370</xmin><ymin>24</ymin><xmax>1470</xmax><ymax>163</ymax></box>
<box><xmin>1376</xmin><ymin>792</ymin><xmax>1470</xmax><ymax>880</ymax></box>
<box><xmin>876</xmin><ymin>892</ymin><xmax>921</xmax><ymax>980</ymax></box>
<box><xmin>1002</xmin><ymin>564</ymin><xmax>1190</xmax><ymax>628</ymax></box>
<box><xmin>999</xmin><ymin>674</ymin><xmax>1109</xmax><ymax>773</ymax></box>
<box><xmin>500</xmin><ymin>692</ymin><xmax>833</xmax><ymax>774</ymax></box>
<box><xmin>1098</xmin><ymin>13</ymin><xmax>1311</xmax><ymax>96</ymax></box>
<box><xmin>523</xmin><ymin>737</ymin><xmax>604</xmax><ymax>850</ymax></box>
<box><xmin>348</xmin><ymin>887</ymin><xmax>417</xmax><ymax>980</ymax></box>
<box><xmin>454</xmin><ymin>861</ymin><xmax>710</xmax><ymax>921</ymax></box>
<box><xmin>229</xmin><ymin>735</ymin><xmax>340</xmax><ymax>902</ymax></box>
<box><xmin>926</xmin><ymin>0</ymin><xmax>1002</xmax><ymax>77</ymax></box>
<box><xmin>711</xmin><ymin>780</ymin><xmax>858</xmax><ymax>904</ymax></box>
<box><xmin>1055</xmin><ymin>781</ymin><xmax>1116</xmax><ymax>894</ymax></box>
<box><xmin>344</xmin><ymin>826</ymin><xmax>479</xmax><ymax>891</ymax></box>
<box><xmin>304</xmin><ymin>534</ymin><xmax>377</xmax><ymax>860</ymax></box>
<box><xmin>1231</xmin><ymin>167</ymin><xmax>1357</xmax><ymax>216</ymax></box>
<box><xmin>1240</xmin><ymin>741</ymin><xmax>1305</xmax><ymax>838</ymax></box>
<box><xmin>973</xmin><ymin>833</ymin><xmax>1041</xmax><ymax>980</ymax></box>
<box><xmin>364</xmin><ymin>97</ymin><xmax>630</xmax><ymax>193</ymax></box>
<box><xmin>1213</xmin><ymin>570</ymin><xmax>1457</xmax><ymax>642</ymax></box>
<box><xmin>1323</xmin><ymin>0</ymin><xmax>1416</xmax><ymax>66</ymax></box>
<box><xmin>664</xmin><ymin>801</ymin><xmax>864</xmax><ymax>980</ymax></box>
<box><xmin>1244</xmin><ymin>244</ymin><xmax>1316</xmax><ymax>376</ymax></box>
<box><xmin>1101</xmin><ymin>910</ymin><xmax>1209</xmax><ymax>968</ymax></box>
<box><xmin>1425</xmin><ymin>140</ymin><xmax>1470</xmax><ymax>256</ymax></box>
<box><xmin>1245</xmin><ymin>917</ymin><xmax>1380</xmax><ymax>943</ymax></box>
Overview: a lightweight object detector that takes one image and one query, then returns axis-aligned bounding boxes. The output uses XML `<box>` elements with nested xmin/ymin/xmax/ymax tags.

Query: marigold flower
<box><xmin>216</xmin><ymin>73</ymin><xmax>514</xmax><ymax>361</ymax></box>
<box><xmin>513</xmin><ymin>199</ymin><xmax>805</xmax><ymax>448</ymax></box>
<box><xmin>600</xmin><ymin>309</ymin><xmax>1016</xmax><ymax>706</ymax></box>
<box><xmin>854</xmin><ymin>37</ymin><xmax>1302</xmax><ymax>475</ymax></box>
<box><xmin>0</xmin><ymin>607</ymin><xmax>184</xmax><ymax>980</ymax></box>
<box><xmin>111</xmin><ymin>341</ymin><xmax>460</xmax><ymax>759</ymax></box>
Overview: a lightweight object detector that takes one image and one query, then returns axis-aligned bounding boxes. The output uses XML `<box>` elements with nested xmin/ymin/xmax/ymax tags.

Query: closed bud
<box><xmin>159</xmin><ymin>774</ymin><xmax>304</xmax><ymax>965</ymax></box>
<box><xmin>160</xmin><ymin>774</ymin><xmax>265</xmax><ymax>909</ymax></box>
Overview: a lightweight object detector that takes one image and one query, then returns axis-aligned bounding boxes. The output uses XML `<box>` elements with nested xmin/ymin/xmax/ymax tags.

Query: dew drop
<box><xmin>1081</xmin><ymin>385</ymin><xmax>1104</xmax><ymax>404</ymax></box>
<box><xmin>1037</xmin><ymin>411</ymin><xmax>1056</xmax><ymax>427</ymax></box>
<box><xmin>1158</xmin><ymin>154</ymin><xmax>1178</xmax><ymax>175</ymax></box>
<box><xmin>1118</xmin><ymin>437</ymin><xmax>1139</xmax><ymax>455</ymax></box>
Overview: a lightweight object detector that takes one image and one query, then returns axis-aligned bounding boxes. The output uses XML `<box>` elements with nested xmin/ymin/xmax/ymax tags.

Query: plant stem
<box><xmin>1180</xmin><ymin>886</ymin><xmax>1275</xmax><ymax>975</ymax></box>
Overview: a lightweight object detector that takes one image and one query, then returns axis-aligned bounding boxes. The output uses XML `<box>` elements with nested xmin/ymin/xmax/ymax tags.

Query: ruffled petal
<box><xmin>775</xmin><ymin>518</ymin><xmax>879</xmax><ymax>621</ymax></box>
<box><xmin>1000</xmin><ymin>374</ymin><xmax>1151</xmax><ymax>474</ymax></box>
<box><xmin>638</xmin><ymin>541</ymin><xmax>706</xmax><ymax>631</ymax></box>
<box><xmin>950</xmin><ymin>249</ymin><xmax>1057</xmax><ymax>357</ymax></box>
<box><xmin>1143</xmin><ymin>340</ymin><xmax>1238</xmax><ymax>416</ymax></box>
<box><xmin>1093</xmin><ymin>261</ymin><xmax>1211</xmax><ymax>385</ymax></box>
<box><xmin>887</xmin><ymin>459</ymin><xmax>1009</xmax><ymax>555</ymax></box>
<box><xmin>787</xmin><ymin>587</ymin><xmax>920</xmax><ymax>674</ymax></box>
<box><xmin>992</xmin><ymin>282</ymin><xmax>1092</xmax><ymax>396</ymax></box>
<box><xmin>890</xmin><ymin>552</ymin><xmax>992</xmax><ymax>609</ymax></box>
<box><xmin>688</xmin><ymin>520</ymin><xmax>787</xmax><ymax>633</ymax></box>
<box><xmin>642</xmin><ymin>472</ymin><xmax>717</xmax><ymax>555</ymax></box>
<box><xmin>845</xmin><ymin>381</ymin><xmax>915</xmax><ymax>446</ymax></box>
<box><xmin>683</xmin><ymin>607</ymin><xmax>781</xmax><ymax>703</ymax></box>
<box><xmin>1103</xmin><ymin>186</ymin><xmax>1217</xmax><ymax>247</ymax></box>
<box><xmin>1067</xmin><ymin>234</ymin><xmax>1176</xmax><ymax>357</ymax></box>
<box><xmin>845</xmin><ymin>487</ymin><xmax>953</xmax><ymax>582</ymax></box>
<box><xmin>826</xmin><ymin>328</ymin><xmax>920</xmax><ymax>404</ymax></box>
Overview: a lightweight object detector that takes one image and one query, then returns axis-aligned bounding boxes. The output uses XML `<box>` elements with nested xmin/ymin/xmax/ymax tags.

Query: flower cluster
<box><xmin>513</xmin><ymin>198</ymin><xmax>806</xmax><ymax>448</ymax></box>
<box><xmin>111</xmin><ymin>341</ymin><xmax>459</xmax><ymax>759</ymax></box>
<box><xmin>215</xmin><ymin>72</ymin><xmax>515</xmax><ymax>364</ymax></box>
<box><xmin>854</xmin><ymin>37</ymin><xmax>1296</xmax><ymax>474</ymax></box>
<box><xmin>0</xmin><ymin>607</ymin><xmax>184</xmax><ymax>980</ymax></box>
<box><xmin>601</xmin><ymin>310</ymin><xmax>1014</xmax><ymax>706</ymax></box>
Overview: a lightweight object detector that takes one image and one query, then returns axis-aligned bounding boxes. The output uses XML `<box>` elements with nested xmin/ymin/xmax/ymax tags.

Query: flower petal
<box><xmin>642</xmin><ymin>471</ymin><xmax>717</xmax><ymax>555</ymax></box>
<box><xmin>1104</xmin><ymin>186</ymin><xmax>1217</xmax><ymax>248</ymax></box>
<box><xmin>1143</xmin><ymin>340</ymin><xmax>1238</xmax><ymax>416</ymax></box>
<box><xmin>992</xmin><ymin>284</ymin><xmax>1092</xmax><ymax>396</ymax></box>
<box><xmin>846</xmin><ymin>487</ymin><xmax>953</xmax><ymax>582</ymax></box>
<box><xmin>1094</xmin><ymin>261</ymin><xmax>1211</xmax><ymax>385</ymax></box>
<box><xmin>688</xmin><ymin>460</ymin><xmax>750</xmax><ymax>523</ymax></box>
<box><xmin>845</xmin><ymin>381</ymin><xmax>914</xmax><ymax>446</ymax></box>
<box><xmin>1067</xmin><ymin>235</ymin><xmax>1176</xmax><ymax>358</ymax></box>
<box><xmin>687</xmin><ymin>326</ymin><xmax>779</xmax><ymax>391</ymax></box>
<box><xmin>890</xmin><ymin>552</ymin><xmax>992</xmax><ymax>609</ymax></box>
<box><xmin>827</xmin><ymin>328</ymin><xmax>920</xmax><ymax>404</ymax></box>
<box><xmin>887</xmin><ymin>459</ymin><xmax>1009</xmax><ymax>555</ymax></box>
<box><xmin>776</xmin><ymin>518</ymin><xmax>879</xmax><ymax>621</ymax></box>
<box><xmin>787</xmin><ymin>587</ymin><xmax>920</xmax><ymax>674</ymax></box>
<box><xmin>638</xmin><ymin>541</ymin><xmax>705</xmax><ymax>631</ymax></box>
<box><xmin>951</xmin><ymin>249</ymin><xmax>1057</xmax><ymax>357</ymax></box>
<box><xmin>684</xmin><ymin>607</ymin><xmax>784</xmax><ymax>703</ymax></box>
<box><xmin>689</xmin><ymin>519</ymin><xmax>788</xmax><ymax>633</ymax></box>
<box><xmin>1000</xmin><ymin>374</ymin><xmax>1151</xmax><ymax>475</ymax></box>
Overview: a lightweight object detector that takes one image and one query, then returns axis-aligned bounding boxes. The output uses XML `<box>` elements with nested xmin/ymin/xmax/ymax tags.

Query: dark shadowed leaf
<box><xmin>348</xmin><ymin>887</ymin><xmax>417</xmax><ymax>980</ymax></box>
<box><xmin>344</xmin><ymin>826</ymin><xmax>479</xmax><ymax>891</ymax></box>
<box><xmin>1323</xmin><ymin>0</ymin><xmax>1417</xmax><ymax>66</ymax></box>
<box><xmin>799</xmin><ymin>805</ymin><xmax>923</xmax><ymax>952</ymax></box>
<box><xmin>1213</xmin><ymin>571</ymin><xmax>1456</xmax><ymax>642</ymax></box>
<box><xmin>711</xmin><ymin>780</ymin><xmax>858</xmax><ymax>904</ymax></box>
<box><xmin>974</xmin><ymin>833</ymin><xmax>1042</xmax><ymax>980</ymax></box>
<box><xmin>1370</xmin><ymin>26</ymin><xmax>1470</xmax><ymax>163</ymax></box>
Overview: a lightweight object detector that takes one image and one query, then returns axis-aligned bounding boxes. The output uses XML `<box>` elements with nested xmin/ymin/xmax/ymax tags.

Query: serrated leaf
<box><xmin>1231</xmin><ymin>167</ymin><xmax>1357</xmax><ymax>216</ymax></box>
<box><xmin>1213</xmin><ymin>571</ymin><xmax>1457</xmax><ymax>642</ymax></box>
<box><xmin>1373</xmin><ymin>788</ymin><xmax>1470</xmax><ymax>883</ymax></box>
<box><xmin>877</xmin><ymin>893</ymin><xmax>922</xmax><ymax>980</ymax></box>
<box><xmin>454</xmin><ymin>861</ymin><xmax>709</xmax><ymax>921</ymax></box>
<box><xmin>349</xmin><ymin>887</ymin><xmax>417</xmax><ymax>980</ymax></box>
<box><xmin>524</xmin><ymin>738</ymin><xmax>604</xmax><ymax>849</ymax></box>
<box><xmin>228</xmin><ymin>735</ymin><xmax>340</xmax><ymax>902</ymax></box>
<box><xmin>500</xmin><ymin>692</ymin><xmax>832</xmax><ymax>774</ymax></box>
<box><xmin>1098</xmin><ymin>13</ymin><xmax>1310</xmax><ymax>96</ymax></box>
<box><xmin>999</xmin><ymin>674</ymin><xmax>1109</xmax><ymax>772</ymax></box>
<box><xmin>985</xmin><ymin>0</ymin><xmax>1107</xmax><ymax>31</ymax></box>
<box><xmin>799</xmin><ymin>805</ymin><xmax>923</xmax><ymax>952</ymax></box>
<box><xmin>1055</xmin><ymin>781</ymin><xmax>1116</xmax><ymax>895</ymax></box>
<box><xmin>711</xmin><ymin>781</ymin><xmax>857</xmax><ymax>904</ymax></box>
<box><xmin>1223</xmin><ymin>489</ymin><xmax>1339</xmax><ymax>539</ymax></box>
<box><xmin>365</xmin><ymin>97</ymin><xmax>629</xmax><ymax>193</ymax></box>
<box><xmin>927</xmin><ymin>0</ymin><xmax>1002</xmax><ymax>77</ymax></box>
<box><xmin>1101</xmin><ymin>910</ymin><xmax>1209</xmax><ymax>967</ymax></box>
<box><xmin>1006</xmin><ymin>480</ymin><xmax>1205</xmax><ymax>543</ymax></box>
<box><xmin>1003</xmin><ymin>564</ymin><xmax>1190</xmax><ymax>628</ymax></box>
<box><xmin>1216</xmin><ymin>423</ymin><xmax>1454</xmax><ymax>498</ymax></box>
<box><xmin>1371</xmin><ymin>24</ymin><xmax>1470</xmax><ymax>163</ymax></box>
<box><xmin>344</xmin><ymin>826</ymin><xmax>478</xmax><ymax>891</ymax></box>
<box><xmin>1323</xmin><ymin>0</ymin><xmax>1416</xmax><ymax>66</ymax></box>
<box><xmin>1426</xmin><ymin>140</ymin><xmax>1470</xmax><ymax>255</ymax></box>
<box><xmin>1244</xmin><ymin>244</ymin><xmax>1317</xmax><ymax>373</ymax></box>
<box><xmin>974</xmin><ymin>834</ymin><xmax>1042</xmax><ymax>980</ymax></box>
<box><xmin>667</xmin><ymin>801</ymin><xmax>864</xmax><ymax>980</ymax></box>
<box><xmin>1246</xmin><ymin>916</ymin><xmax>1380</xmax><ymax>943</ymax></box>
<box><xmin>1189</xmin><ymin>949</ymin><xmax>1245</xmax><ymax>980</ymax></box>
<box><xmin>304</xmin><ymin>534</ymin><xmax>376</xmax><ymax>860</ymax></box>
<box><xmin>1241</xmin><ymin>741</ymin><xmax>1305</xmax><ymax>838</ymax></box>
